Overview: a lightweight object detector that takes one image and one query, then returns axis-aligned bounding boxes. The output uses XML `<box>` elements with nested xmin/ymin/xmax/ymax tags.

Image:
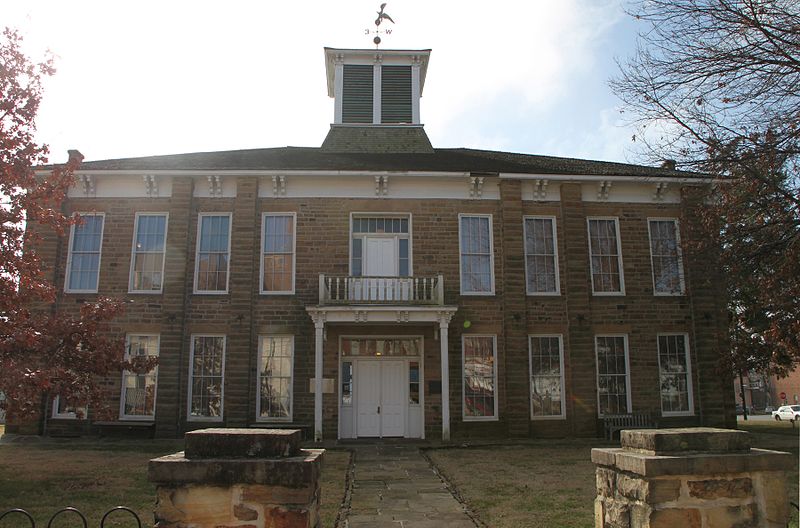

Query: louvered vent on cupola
<box><xmin>325</xmin><ymin>48</ymin><xmax>430</xmax><ymax>127</ymax></box>
<box><xmin>342</xmin><ymin>64</ymin><xmax>374</xmax><ymax>124</ymax></box>
<box><xmin>381</xmin><ymin>66</ymin><xmax>412</xmax><ymax>124</ymax></box>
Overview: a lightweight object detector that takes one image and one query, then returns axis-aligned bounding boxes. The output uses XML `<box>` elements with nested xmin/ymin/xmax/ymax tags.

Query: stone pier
<box><xmin>592</xmin><ymin>428</ymin><xmax>791</xmax><ymax>528</ymax></box>
<box><xmin>149</xmin><ymin>428</ymin><xmax>324</xmax><ymax>528</ymax></box>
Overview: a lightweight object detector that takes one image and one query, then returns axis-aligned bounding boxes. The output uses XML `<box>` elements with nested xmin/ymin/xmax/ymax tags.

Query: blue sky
<box><xmin>7</xmin><ymin>0</ymin><xmax>645</xmax><ymax>165</ymax></box>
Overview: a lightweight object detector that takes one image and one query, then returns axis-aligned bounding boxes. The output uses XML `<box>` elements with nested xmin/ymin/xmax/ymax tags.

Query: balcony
<box><xmin>319</xmin><ymin>274</ymin><xmax>444</xmax><ymax>306</ymax></box>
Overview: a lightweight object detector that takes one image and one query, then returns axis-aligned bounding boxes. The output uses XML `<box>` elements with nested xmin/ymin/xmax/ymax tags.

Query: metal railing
<box><xmin>319</xmin><ymin>274</ymin><xmax>444</xmax><ymax>305</ymax></box>
<box><xmin>0</xmin><ymin>507</ymin><xmax>142</xmax><ymax>528</ymax></box>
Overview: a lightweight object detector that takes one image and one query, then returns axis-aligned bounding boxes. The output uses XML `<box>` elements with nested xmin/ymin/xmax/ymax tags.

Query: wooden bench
<box><xmin>603</xmin><ymin>412</ymin><xmax>659</xmax><ymax>440</ymax></box>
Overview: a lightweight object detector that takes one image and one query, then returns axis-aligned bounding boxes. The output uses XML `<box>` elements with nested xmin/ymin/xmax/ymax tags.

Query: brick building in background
<box><xmin>11</xmin><ymin>46</ymin><xmax>735</xmax><ymax>440</ymax></box>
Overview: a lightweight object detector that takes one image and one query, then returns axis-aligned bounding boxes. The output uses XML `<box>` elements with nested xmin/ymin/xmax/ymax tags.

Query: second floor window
<box><xmin>195</xmin><ymin>214</ymin><xmax>231</xmax><ymax>293</ymax></box>
<box><xmin>129</xmin><ymin>214</ymin><xmax>168</xmax><ymax>293</ymax></box>
<box><xmin>649</xmin><ymin>219</ymin><xmax>685</xmax><ymax>295</ymax></box>
<box><xmin>459</xmin><ymin>214</ymin><xmax>494</xmax><ymax>294</ymax></box>
<box><xmin>351</xmin><ymin>216</ymin><xmax>410</xmax><ymax>277</ymax></box>
<box><xmin>588</xmin><ymin>218</ymin><xmax>624</xmax><ymax>295</ymax></box>
<box><xmin>524</xmin><ymin>217</ymin><xmax>560</xmax><ymax>294</ymax></box>
<box><xmin>261</xmin><ymin>214</ymin><xmax>295</xmax><ymax>293</ymax></box>
<box><xmin>66</xmin><ymin>213</ymin><xmax>105</xmax><ymax>293</ymax></box>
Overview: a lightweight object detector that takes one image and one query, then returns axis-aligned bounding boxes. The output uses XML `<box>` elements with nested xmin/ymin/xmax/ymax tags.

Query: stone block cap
<box><xmin>621</xmin><ymin>427</ymin><xmax>751</xmax><ymax>455</ymax></box>
<box><xmin>184</xmin><ymin>428</ymin><xmax>302</xmax><ymax>459</ymax></box>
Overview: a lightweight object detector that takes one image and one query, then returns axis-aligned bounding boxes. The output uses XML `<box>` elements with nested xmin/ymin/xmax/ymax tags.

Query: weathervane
<box><xmin>365</xmin><ymin>3</ymin><xmax>394</xmax><ymax>48</ymax></box>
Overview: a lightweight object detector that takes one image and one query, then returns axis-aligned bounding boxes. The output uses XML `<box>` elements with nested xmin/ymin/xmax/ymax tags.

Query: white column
<box><xmin>411</xmin><ymin>58</ymin><xmax>421</xmax><ymax>125</ymax></box>
<box><xmin>334</xmin><ymin>56</ymin><xmax>344</xmax><ymax>124</ymax></box>
<box><xmin>373</xmin><ymin>59</ymin><xmax>382</xmax><ymax>124</ymax></box>
<box><xmin>314</xmin><ymin>319</ymin><xmax>325</xmax><ymax>442</ymax></box>
<box><xmin>439</xmin><ymin>316</ymin><xmax>451</xmax><ymax>441</ymax></box>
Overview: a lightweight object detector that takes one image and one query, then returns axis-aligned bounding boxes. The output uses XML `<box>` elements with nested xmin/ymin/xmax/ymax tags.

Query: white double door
<box><xmin>356</xmin><ymin>359</ymin><xmax>406</xmax><ymax>438</ymax></box>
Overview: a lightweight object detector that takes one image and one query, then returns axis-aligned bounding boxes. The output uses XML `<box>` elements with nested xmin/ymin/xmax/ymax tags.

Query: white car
<box><xmin>771</xmin><ymin>405</ymin><xmax>800</xmax><ymax>421</ymax></box>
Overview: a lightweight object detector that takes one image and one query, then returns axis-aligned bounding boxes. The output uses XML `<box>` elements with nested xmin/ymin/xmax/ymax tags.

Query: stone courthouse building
<box><xmin>18</xmin><ymin>45</ymin><xmax>735</xmax><ymax>441</ymax></box>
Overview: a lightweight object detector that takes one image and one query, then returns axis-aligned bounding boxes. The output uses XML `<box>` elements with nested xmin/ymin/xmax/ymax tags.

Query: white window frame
<box><xmin>193</xmin><ymin>213</ymin><xmax>232</xmax><ymax>294</ymax></box>
<box><xmin>119</xmin><ymin>334</ymin><xmax>160</xmax><ymax>421</ymax></box>
<box><xmin>128</xmin><ymin>213</ymin><xmax>169</xmax><ymax>294</ymax></box>
<box><xmin>523</xmin><ymin>216</ymin><xmax>561</xmax><ymax>295</ymax></box>
<box><xmin>256</xmin><ymin>335</ymin><xmax>294</xmax><ymax>422</ymax></box>
<box><xmin>647</xmin><ymin>218</ymin><xmax>686</xmax><ymax>296</ymax></box>
<box><xmin>64</xmin><ymin>212</ymin><xmax>106</xmax><ymax>294</ymax></box>
<box><xmin>587</xmin><ymin>217</ymin><xmax>626</xmax><ymax>296</ymax></box>
<box><xmin>51</xmin><ymin>395</ymin><xmax>87</xmax><ymax>420</ymax></box>
<box><xmin>528</xmin><ymin>334</ymin><xmax>566</xmax><ymax>420</ymax></box>
<box><xmin>458</xmin><ymin>214</ymin><xmax>496</xmax><ymax>295</ymax></box>
<box><xmin>348</xmin><ymin>213</ymin><xmax>413</xmax><ymax>277</ymax></box>
<box><xmin>595</xmin><ymin>334</ymin><xmax>632</xmax><ymax>417</ymax></box>
<box><xmin>657</xmin><ymin>333</ymin><xmax>695</xmax><ymax>417</ymax></box>
<box><xmin>461</xmin><ymin>334</ymin><xmax>499</xmax><ymax>421</ymax></box>
<box><xmin>260</xmin><ymin>212</ymin><xmax>297</xmax><ymax>295</ymax></box>
<box><xmin>187</xmin><ymin>334</ymin><xmax>226</xmax><ymax>422</ymax></box>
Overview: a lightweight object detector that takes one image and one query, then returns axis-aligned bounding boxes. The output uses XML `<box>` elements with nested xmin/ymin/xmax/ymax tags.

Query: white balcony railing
<box><xmin>319</xmin><ymin>274</ymin><xmax>444</xmax><ymax>305</ymax></box>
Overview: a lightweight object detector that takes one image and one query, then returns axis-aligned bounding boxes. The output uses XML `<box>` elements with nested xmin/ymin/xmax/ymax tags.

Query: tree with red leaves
<box><xmin>0</xmin><ymin>28</ymin><xmax>149</xmax><ymax>423</ymax></box>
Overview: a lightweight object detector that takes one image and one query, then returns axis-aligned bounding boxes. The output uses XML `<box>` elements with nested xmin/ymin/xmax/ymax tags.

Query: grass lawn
<box><xmin>427</xmin><ymin>429</ymin><xmax>799</xmax><ymax>528</ymax></box>
<box><xmin>0</xmin><ymin>437</ymin><xmax>351</xmax><ymax>528</ymax></box>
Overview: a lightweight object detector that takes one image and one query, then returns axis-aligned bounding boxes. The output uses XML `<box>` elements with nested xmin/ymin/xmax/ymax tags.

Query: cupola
<box><xmin>324</xmin><ymin>48</ymin><xmax>431</xmax><ymax>126</ymax></box>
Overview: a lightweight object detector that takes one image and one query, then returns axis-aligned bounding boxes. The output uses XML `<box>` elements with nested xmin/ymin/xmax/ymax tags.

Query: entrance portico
<box><xmin>307</xmin><ymin>303</ymin><xmax>457</xmax><ymax>442</ymax></box>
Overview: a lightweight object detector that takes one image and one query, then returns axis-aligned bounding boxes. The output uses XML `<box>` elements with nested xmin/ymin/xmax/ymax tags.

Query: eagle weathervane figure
<box><xmin>365</xmin><ymin>3</ymin><xmax>395</xmax><ymax>48</ymax></box>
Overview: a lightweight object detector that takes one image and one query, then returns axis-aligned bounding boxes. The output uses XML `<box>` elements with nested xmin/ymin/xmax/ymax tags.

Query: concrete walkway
<box><xmin>343</xmin><ymin>445</ymin><xmax>476</xmax><ymax>528</ymax></box>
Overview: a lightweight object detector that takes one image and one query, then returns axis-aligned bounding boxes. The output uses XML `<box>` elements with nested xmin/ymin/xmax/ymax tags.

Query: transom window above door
<box><xmin>351</xmin><ymin>215</ymin><xmax>411</xmax><ymax>277</ymax></box>
<box><xmin>341</xmin><ymin>337</ymin><xmax>422</xmax><ymax>357</ymax></box>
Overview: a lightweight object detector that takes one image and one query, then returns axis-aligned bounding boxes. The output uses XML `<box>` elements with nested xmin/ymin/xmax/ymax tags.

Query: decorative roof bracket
<box><xmin>374</xmin><ymin>175</ymin><xmax>389</xmax><ymax>197</ymax></box>
<box><xmin>272</xmin><ymin>175</ymin><xmax>287</xmax><ymax>197</ymax></box>
<box><xmin>597</xmin><ymin>180</ymin><xmax>612</xmax><ymax>200</ymax></box>
<box><xmin>653</xmin><ymin>182</ymin><xmax>668</xmax><ymax>201</ymax></box>
<box><xmin>208</xmin><ymin>175</ymin><xmax>223</xmax><ymax>198</ymax></box>
<box><xmin>79</xmin><ymin>174</ymin><xmax>95</xmax><ymax>197</ymax></box>
<box><xmin>533</xmin><ymin>179</ymin><xmax>549</xmax><ymax>201</ymax></box>
<box><xmin>143</xmin><ymin>174</ymin><xmax>158</xmax><ymax>197</ymax></box>
<box><xmin>469</xmin><ymin>176</ymin><xmax>485</xmax><ymax>199</ymax></box>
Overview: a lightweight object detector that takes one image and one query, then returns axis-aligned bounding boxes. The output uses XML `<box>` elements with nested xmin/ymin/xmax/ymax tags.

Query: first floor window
<box><xmin>658</xmin><ymin>334</ymin><xmax>693</xmax><ymax>415</ymax></box>
<box><xmin>463</xmin><ymin>335</ymin><xmax>497</xmax><ymax>420</ymax></box>
<box><xmin>596</xmin><ymin>336</ymin><xmax>630</xmax><ymax>416</ymax></box>
<box><xmin>52</xmin><ymin>396</ymin><xmax>87</xmax><ymax>419</ymax></box>
<box><xmin>341</xmin><ymin>362</ymin><xmax>353</xmax><ymax>406</ymax></box>
<box><xmin>530</xmin><ymin>335</ymin><xmax>565</xmax><ymax>418</ymax></box>
<box><xmin>459</xmin><ymin>215</ymin><xmax>494</xmax><ymax>294</ymax></box>
<box><xmin>257</xmin><ymin>336</ymin><xmax>293</xmax><ymax>420</ymax></box>
<box><xmin>409</xmin><ymin>361</ymin><xmax>420</xmax><ymax>405</ymax></box>
<box><xmin>189</xmin><ymin>335</ymin><xmax>225</xmax><ymax>419</ymax></box>
<box><xmin>66</xmin><ymin>213</ymin><xmax>105</xmax><ymax>292</ymax></box>
<box><xmin>121</xmin><ymin>335</ymin><xmax>159</xmax><ymax>420</ymax></box>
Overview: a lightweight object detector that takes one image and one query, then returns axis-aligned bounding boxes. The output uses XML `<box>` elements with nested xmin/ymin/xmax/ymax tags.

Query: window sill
<box><xmin>462</xmin><ymin>416</ymin><xmax>499</xmax><ymax>422</ymax></box>
<box><xmin>530</xmin><ymin>415</ymin><xmax>567</xmax><ymax>421</ymax></box>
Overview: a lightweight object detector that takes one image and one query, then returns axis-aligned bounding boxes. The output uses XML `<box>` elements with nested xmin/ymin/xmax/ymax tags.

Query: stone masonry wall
<box><xmin>593</xmin><ymin>428</ymin><xmax>790</xmax><ymax>528</ymax></box>
<box><xmin>16</xmin><ymin>175</ymin><xmax>734</xmax><ymax>439</ymax></box>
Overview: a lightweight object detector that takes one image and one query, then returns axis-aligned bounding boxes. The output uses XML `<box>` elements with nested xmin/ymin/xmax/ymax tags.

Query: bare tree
<box><xmin>612</xmin><ymin>0</ymin><xmax>800</xmax><ymax>375</ymax></box>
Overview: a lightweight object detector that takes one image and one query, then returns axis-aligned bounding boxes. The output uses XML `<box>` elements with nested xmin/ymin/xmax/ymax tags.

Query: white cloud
<box><xmin>5</xmin><ymin>0</ymin><xmax>636</xmax><ymax>164</ymax></box>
